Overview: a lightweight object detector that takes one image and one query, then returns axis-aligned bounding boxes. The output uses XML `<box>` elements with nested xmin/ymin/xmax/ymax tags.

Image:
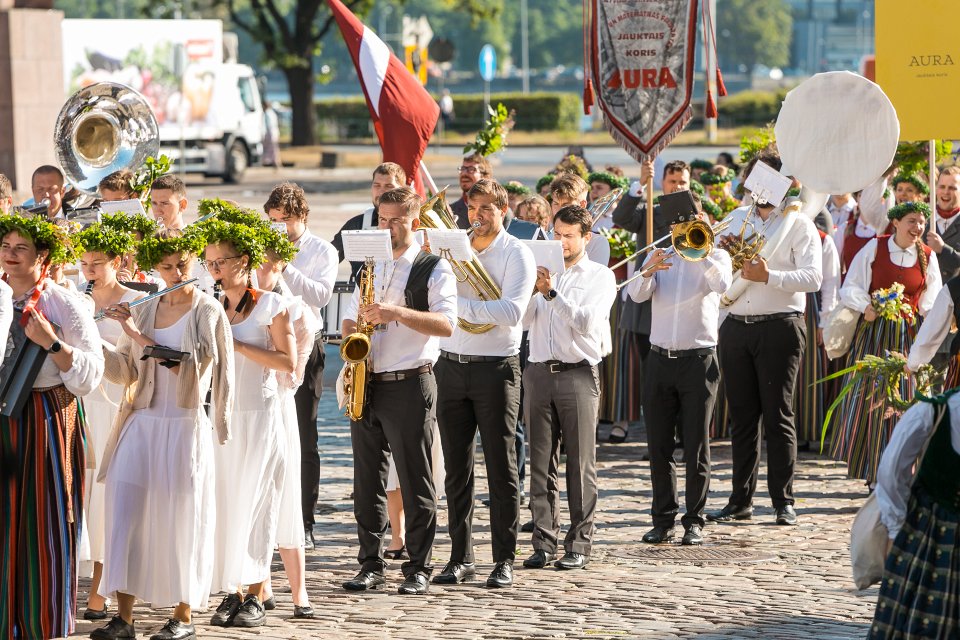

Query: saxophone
<box><xmin>340</xmin><ymin>259</ymin><xmax>375</xmax><ymax>421</ymax></box>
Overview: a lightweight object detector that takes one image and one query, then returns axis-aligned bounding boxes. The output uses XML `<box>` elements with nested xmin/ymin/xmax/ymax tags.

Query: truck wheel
<box><xmin>224</xmin><ymin>140</ymin><xmax>248</xmax><ymax>183</ymax></box>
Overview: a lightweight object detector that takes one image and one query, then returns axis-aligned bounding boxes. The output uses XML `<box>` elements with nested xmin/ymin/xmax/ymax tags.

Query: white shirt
<box><xmin>719</xmin><ymin>204</ymin><xmax>823</xmax><ymax>317</ymax></box>
<box><xmin>283</xmin><ymin>229</ymin><xmax>339</xmax><ymax>314</ymax></box>
<box><xmin>0</xmin><ymin>279</ymin><xmax>11</xmax><ymax>363</ymax></box>
<box><xmin>440</xmin><ymin>228</ymin><xmax>536</xmax><ymax>357</ymax></box>
<box><xmin>522</xmin><ymin>255</ymin><xmax>616</xmax><ymax>365</ymax></box>
<box><xmin>343</xmin><ymin>242</ymin><xmax>457</xmax><ymax>373</ymax></box>
<box><xmin>907</xmin><ymin>285</ymin><xmax>956</xmax><ymax>371</ymax></box>
<box><xmin>628</xmin><ymin>246</ymin><xmax>732</xmax><ymax>350</ymax></box>
<box><xmin>858</xmin><ymin>177</ymin><xmax>895</xmax><ymax>235</ymax></box>
<box><xmin>585</xmin><ymin>233</ymin><xmax>610</xmax><ymax>265</ymax></box>
<box><xmin>819</xmin><ymin>233</ymin><xmax>841</xmax><ymax>326</ymax></box>
<box><xmin>827</xmin><ymin>196</ymin><xmax>857</xmax><ymax>230</ymax></box>
<box><xmin>840</xmin><ymin>236</ymin><xmax>942</xmax><ymax>316</ymax></box>
<box><xmin>876</xmin><ymin>392</ymin><xmax>960</xmax><ymax>538</ymax></box>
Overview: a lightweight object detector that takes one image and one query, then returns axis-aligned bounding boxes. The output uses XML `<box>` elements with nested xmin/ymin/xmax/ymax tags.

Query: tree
<box><xmin>717</xmin><ymin>0</ymin><xmax>791</xmax><ymax>82</ymax></box>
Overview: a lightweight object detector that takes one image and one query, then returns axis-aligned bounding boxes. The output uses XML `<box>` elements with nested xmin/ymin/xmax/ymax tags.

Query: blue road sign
<box><xmin>478</xmin><ymin>44</ymin><xmax>497</xmax><ymax>82</ymax></box>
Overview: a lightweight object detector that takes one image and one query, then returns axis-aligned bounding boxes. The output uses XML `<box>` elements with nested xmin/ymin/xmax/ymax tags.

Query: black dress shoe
<box><xmin>522</xmin><ymin>549</ymin><xmax>556</xmax><ymax>569</ymax></box>
<box><xmin>520</xmin><ymin>519</ymin><xmax>535</xmax><ymax>533</ymax></box>
<box><xmin>262</xmin><ymin>596</ymin><xmax>276</xmax><ymax>611</ymax></box>
<box><xmin>775</xmin><ymin>504</ymin><xmax>798</xmax><ymax>525</ymax></box>
<box><xmin>210</xmin><ymin>593</ymin><xmax>242</xmax><ymax>626</ymax></box>
<box><xmin>397</xmin><ymin>572</ymin><xmax>429</xmax><ymax>595</ymax></box>
<box><xmin>705</xmin><ymin>504</ymin><xmax>753</xmax><ymax>522</ymax></box>
<box><xmin>293</xmin><ymin>604</ymin><xmax>315</xmax><ymax>619</ymax></box>
<box><xmin>485</xmin><ymin>560</ymin><xmax>514</xmax><ymax>588</ymax></box>
<box><xmin>149</xmin><ymin>618</ymin><xmax>196</xmax><ymax>640</ymax></box>
<box><xmin>682</xmin><ymin>525</ymin><xmax>704</xmax><ymax>546</ymax></box>
<box><xmin>90</xmin><ymin>615</ymin><xmax>136</xmax><ymax>640</ymax></box>
<box><xmin>431</xmin><ymin>561</ymin><xmax>476</xmax><ymax>584</ymax></box>
<box><xmin>342</xmin><ymin>569</ymin><xmax>387</xmax><ymax>591</ymax></box>
<box><xmin>84</xmin><ymin>607</ymin><xmax>109</xmax><ymax>621</ymax></box>
<box><xmin>303</xmin><ymin>527</ymin><xmax>316</xmax><ymax>551</ymax></box>
<box><xmin>232</xmin><ymin>595</ymin><xmax>266</xmax><ymax>628</ymax></box>
<box><xmin>554</xmin><ymin>552</ymin><xmax>588</xmax><ymax>570</ymax></box>
<box><xmin>641</xmin><ymin>525</ymin><xmax>676</xmax><ymax>544</ymax></box>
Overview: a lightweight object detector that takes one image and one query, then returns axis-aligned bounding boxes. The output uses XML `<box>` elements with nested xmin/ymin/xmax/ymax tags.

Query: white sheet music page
<box><xmin>428</xmin><ymin>229</ymin><xmax>474</xmax><ymax>262</ymax></box>
<box><xmin>520</xmin><ymin>240</ymin><xmax>565</xmax><ymax>275</ymax></box>
<box><xmin>100</xmin><ymin>198</ymin><xmax>147</xmax><ymax>216</ymax></box>
<box><xmin>743</xmin><ymin>161</ymin><xmax>792</xmax><ymax>208</ymax></box>
<box><xmin>341</xmin><ymin>230</ymin><xmax>393</xmax><ymax>262</ymax></box>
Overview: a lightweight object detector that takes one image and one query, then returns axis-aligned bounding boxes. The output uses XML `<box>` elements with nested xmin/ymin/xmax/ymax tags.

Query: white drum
<box><xmin>321</xmin><ymin>281</ymin><xmax>356</xmax><ymax>343</ymax></box>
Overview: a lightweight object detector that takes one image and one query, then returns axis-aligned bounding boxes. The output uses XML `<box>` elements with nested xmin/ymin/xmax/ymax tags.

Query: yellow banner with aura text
<box><xmin>876</xmin><ymin>0</ymin><xmax>960</xmax><ymax>140</ymax></box>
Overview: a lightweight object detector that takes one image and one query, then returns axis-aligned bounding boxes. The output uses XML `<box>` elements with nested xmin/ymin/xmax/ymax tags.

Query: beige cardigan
<box><xmin>96</xmin><ymin>290</ymin><xmax>235</xmax><ymax>482</ymax></box>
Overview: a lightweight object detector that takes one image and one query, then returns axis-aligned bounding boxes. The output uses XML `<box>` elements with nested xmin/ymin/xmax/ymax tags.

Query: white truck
<box><xmin>62</xmin><ymin>19</ymin><xmax>263</xmax><ymax>182</ymax></box>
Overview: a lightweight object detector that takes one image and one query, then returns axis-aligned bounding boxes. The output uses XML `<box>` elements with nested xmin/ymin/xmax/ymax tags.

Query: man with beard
<box><xmin>448</xmin><ymin>153</ymin><xmax>492</xmax><ymax>229</ymax></box>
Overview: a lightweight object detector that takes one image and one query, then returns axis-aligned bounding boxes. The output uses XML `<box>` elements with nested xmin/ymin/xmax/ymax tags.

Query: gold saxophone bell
<box><xmin>341</xmin><ymin>259</ymin><xmax>376</xmax><ymax>421</ymax></box>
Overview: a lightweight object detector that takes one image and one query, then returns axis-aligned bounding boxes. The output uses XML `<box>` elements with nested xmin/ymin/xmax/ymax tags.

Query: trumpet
<box><xmin>616</xmin><ymin>218</ymin><xmax>732</xmax><ymax>291</ymax></box>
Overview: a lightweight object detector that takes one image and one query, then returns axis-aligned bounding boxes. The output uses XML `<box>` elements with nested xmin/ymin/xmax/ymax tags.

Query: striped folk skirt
<box><xmin>945</xmin><ymin>353</ymin><xmax>960</xmax><ymax>391</ymax></box>
<box><xmin>795</xmin><ymin>292</ymin><xmax>829</xmax><ymax>443</ymax></box>
<box><xmin>599</xmin><ymin>299</ymin><xmax>644</xmax><ymax>423</ymax></box>
<box><xmin>0</xmin><ymin>385</ymin><xmax>85</xmax><ymax>640</ymax></box>
<box><xmin>869</xmin><ymin>488</ymin><xmax>959</xmax><ymax>639</ymax></box>
<box><xmin>828</xmin><ymin>316</ymin><xmax>917</xmax><ymax>484</ymax></box>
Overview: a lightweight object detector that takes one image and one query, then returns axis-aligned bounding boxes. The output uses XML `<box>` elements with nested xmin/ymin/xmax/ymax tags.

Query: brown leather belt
<box><xmin>371</xmin><ymin>363</ymin><xmax>433</xmax><ymax>383</ymax></box>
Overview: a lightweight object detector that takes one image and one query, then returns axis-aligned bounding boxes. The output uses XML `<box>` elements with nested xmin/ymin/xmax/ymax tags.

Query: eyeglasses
<box><xmin>202</xmin><ymin>255</ymin><xmax>243</xmax><ymax>271</ymax></box>
<box><xmin>457</xmin><ymin>165</ymin><xmax>480</xmax><ymax>174</ymax></box>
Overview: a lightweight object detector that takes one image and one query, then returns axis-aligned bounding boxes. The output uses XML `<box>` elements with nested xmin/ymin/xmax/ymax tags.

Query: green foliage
<box><xmin>193</xmin><ymin>219</ymin><xmax>267</xmax><ymax>269</ymax></box>
<box><xmin>136</xmin><ymin>229</ymin><xmax>208</xmax><ymax>272</ymax></box>
<box><xmin>717</xmin><ymin>0</ymin><xmax>792</xmax><ymax>74</ymax></box>
<box><xmin>718</xmin><ymin>89</ymin><xmax>789</xmax><ymax>128</ymax></box>
<box><xmin>193</xmin><ymin>199</ymin><xmax>298</xmax><ymax>264</ymax></box>
<box><xmin>587</xmin><ymin>172</ymin><xmax>628</xmax><ymax>191</ymax></box>
<box><xmin>738</xmin><ymin>125</ymin><xmax>777</xmax><ymax>166</ymax></box>
<box><xmin>315</xmin><ymin>92</ymin><xmax>580</xmax><ymax>140</ymax></box>
<box><xmin>0</xmin><ymin>214</ymin><xmax>73</xmax><ymax>266</ymax></box>
<box><xmin>197</xmin><ymin>198</ymin><xmax>265</xmax><ymax>228</ymax></box>
<box><xmin>75</xmin><ymin>224</ymin><xmax>135</xmax><ymax>259</ymax></box>
<box><xmin>894</xmin><ymin>140</ymin><xmax>954</xmax><ymax>177</ymax></box>
<box><xmin>101</xmin><ymin>212</ymin><xmax>160</xmax><ymax>239</ymax></box>
<box><xmin>888</xmin><ymin>201</ymin><xmax>931</xmax><ymax>222</ymax></box>
<box><xmin>463</xmin><ymin>103</ymin><xmax>515</xmax><ymax>157</ymax></box>
<box><xmin>131</xmin><ymin>155</ymin><xmax>172</xmax><ymax>213</ymax></box>
<box><xmin>601</xmin><ymin>228</ymin><xmax>636</xmax><ymax>260</ymax></box>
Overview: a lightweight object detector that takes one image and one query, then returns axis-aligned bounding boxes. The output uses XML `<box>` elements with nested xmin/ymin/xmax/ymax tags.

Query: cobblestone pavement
<box><xmin>73</xmin><ymin>352</ymin><xmax>880</xmax><ymax>640</ymax></box>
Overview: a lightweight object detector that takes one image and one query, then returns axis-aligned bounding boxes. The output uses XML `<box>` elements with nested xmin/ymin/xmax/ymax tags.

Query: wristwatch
<box><xmin>48</xmin><ymin>340</ymin><xmax>62</xmax><ymax>353</ymax></box>
<box><xmin>545</xmin><ymin>289</ymin><xmax>558</xmax><ymax>301</ymax></box>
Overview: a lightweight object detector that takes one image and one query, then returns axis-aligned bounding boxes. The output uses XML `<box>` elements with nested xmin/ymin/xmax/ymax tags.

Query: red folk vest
<box><xmin>868</xmin><ymin>235</ymin><xmax>931</xmax><ymax>311</ymax></box>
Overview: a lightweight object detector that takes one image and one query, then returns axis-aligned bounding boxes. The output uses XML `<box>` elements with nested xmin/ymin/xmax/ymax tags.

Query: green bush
<box><xmin>717</xmin><ymin>88</ymin><xmax>791</xmax><ymax>127</ymax></box>
<box><xmin>314</xmin><ymin>92</ymin><xmax>582</xmax><ymax>141</ymax></box>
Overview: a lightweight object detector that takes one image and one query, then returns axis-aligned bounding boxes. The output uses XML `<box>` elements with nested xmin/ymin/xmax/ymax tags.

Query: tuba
<box><xmin>55</xmin><ymin>82</ymin><xmax>160</xmax><ymax>196</ymax></box>
<box><xmin>340</xmin><ymin>259</ymin><xmax>375</xmax><ymax>421</ymax></box>
<box><xmin>419</xmin><ymin>188</ymin><xmax>501</xmax><ymax>334</ymax></box>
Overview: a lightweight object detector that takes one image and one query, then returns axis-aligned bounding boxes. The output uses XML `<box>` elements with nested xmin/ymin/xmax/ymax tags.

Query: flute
<box><xmin>94</xmin><ymin>278</ymin><xmax>199</xmax><ymax>321</ymax></box>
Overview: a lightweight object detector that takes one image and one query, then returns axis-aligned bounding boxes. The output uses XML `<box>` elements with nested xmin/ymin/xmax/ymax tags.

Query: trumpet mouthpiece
<box><xmin>471</xmin><ymin>221</ymin><xmax>481</xmax><ymax>229</ymax></box>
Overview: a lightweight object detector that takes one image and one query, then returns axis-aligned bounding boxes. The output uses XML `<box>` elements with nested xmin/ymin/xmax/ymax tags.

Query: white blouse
<box><xmin>907</xmin><ymin>285</ymin><xmax>955</xmax><ymax>371</ymax></box>
<box><xmin>0</xmin><ymin>279</ymin><xmax>11</xmax><ymax>363</ymax></box>
<box><xmin>839</xmin><ymin>237</ymin><xmax>941</xmax><ymax>316</ymax></box>
<box><xmin>819</xmin><ymin>234</ymin><xmax>841</xmax><ymax>326</ymax></box>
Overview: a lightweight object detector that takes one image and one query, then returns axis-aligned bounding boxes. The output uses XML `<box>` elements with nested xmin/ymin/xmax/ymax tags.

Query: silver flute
<box><xmin>94</xmin><ymin>278</ymin><xmax>199</xmax><ymax>321</ymax></box>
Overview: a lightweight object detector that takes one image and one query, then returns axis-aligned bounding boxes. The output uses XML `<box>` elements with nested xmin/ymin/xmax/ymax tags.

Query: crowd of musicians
<box><xmin>1</xmin><ymin>143</ymin><xmax>958</xmax><ymax>640</ymax></box>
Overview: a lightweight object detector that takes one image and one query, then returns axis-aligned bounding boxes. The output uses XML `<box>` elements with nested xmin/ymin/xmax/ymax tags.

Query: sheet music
<box><xmin>520</xmin><ymin>240</ymin><xmax>565</xmax><ymax>275</ymax></box>
<box><xmin>341</xmin><ymin>230</ymin><xmax>393</xmax><ymax>262</ymax></box>
<box><xmin>428</xmin><ymin>229</ymin><xmax>474</xmax><ymax>262</ymax></box>
<box><xmin>743</xmin><ymin>161</ymin><xmax>792</xmax><ymax>208</ymax></box>
<box><xmin>100</xmin><ymin>198</ymin><xmax>147</xmax><ymax>217</ymax></box>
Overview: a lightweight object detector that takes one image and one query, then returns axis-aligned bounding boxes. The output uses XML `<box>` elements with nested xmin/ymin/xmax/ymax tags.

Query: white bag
<box><xmin>823</xmin><ymin>303</ymin><xmax>860</xmax><ymax>360</ymax></box>
<box><xmin>849</xmin><ymin>492</ymin><xmax>888</xmax><ymax>589</ymax></box>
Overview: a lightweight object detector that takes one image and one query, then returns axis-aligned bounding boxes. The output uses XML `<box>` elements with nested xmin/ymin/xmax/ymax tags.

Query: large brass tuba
<box><xmin>55</xmin><ymin>82</ymin><xmax>160</xmax><ymax>196</ymax></box>
<box><xmin>340</xmin><ymin>259</ymin><xmax>375</xmax><ymax>421</ymax></box>
<box><xmin>419</xmin><ymin>188</ymin><xmax>501</xmax><ymax>334</ymax></box>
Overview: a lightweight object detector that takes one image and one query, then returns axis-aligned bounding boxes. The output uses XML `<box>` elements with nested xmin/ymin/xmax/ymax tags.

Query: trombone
<box><xmin>588</xmin><ymin>188</ymin><xmax>624</xmax><ymax>224</ymax></box>
<box><xmin>608</xmin><ymin>229</ymin><xmax>675</xmax><ymax>272</ymax></box>
<box><xmin>615</xmin><ymin>217</ymin><xmax>732</xmax><ymax>291</ymax></box>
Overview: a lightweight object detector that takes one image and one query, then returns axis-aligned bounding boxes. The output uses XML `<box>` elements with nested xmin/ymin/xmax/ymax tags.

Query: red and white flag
<box><xmin>327</xmin><ymin>0</ymin><xmax>438</xmax><ymax>195</ymax></box>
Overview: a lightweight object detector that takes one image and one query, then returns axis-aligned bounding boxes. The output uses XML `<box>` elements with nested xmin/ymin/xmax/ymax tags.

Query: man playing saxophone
<box><xmin>433</xmin><ymin>179</ymin><xmax>536</xmax><ymax>589</ymax></box>
<box><xmin>340</xmin><ymin>187</ymin><xmax>457</xmax><ymax>596</ymax></box>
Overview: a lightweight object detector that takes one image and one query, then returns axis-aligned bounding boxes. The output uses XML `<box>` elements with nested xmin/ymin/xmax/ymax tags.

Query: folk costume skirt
<box><xmin>0</xmin><ymin>385</ymin><xmax>85</xmax><ymax>640</ymax></box>
<box><xmin>869</xmin><ymin>488</ymin><xmax>959</xmax><ymax>638</ymax></box>
<box><xmin>795</xmin><ymin>292</ymin><xmax>829</xmax><ymax>443</ymax></box>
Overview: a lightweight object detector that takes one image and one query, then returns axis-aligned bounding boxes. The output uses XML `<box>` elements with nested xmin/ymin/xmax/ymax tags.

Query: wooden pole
<box><xmin>929</xmin><ymin>139</ymin><xmax>938</xmax><ymax>234</ymax></box>
<box><xmin>645</xmin><ymin>173</ymin><xmax>654</xmax><ymax>246</ymax></box>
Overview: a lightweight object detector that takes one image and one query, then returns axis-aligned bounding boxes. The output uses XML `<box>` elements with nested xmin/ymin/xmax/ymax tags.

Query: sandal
<box><xmin>608</xmin><ymin>423</ymin><xmax>628</xmax><ymax>443</ymax></box>
<box><xmin>384</xmin><ymin>545</ymin><xmax>408</xmax><ymax>560</ymax></box>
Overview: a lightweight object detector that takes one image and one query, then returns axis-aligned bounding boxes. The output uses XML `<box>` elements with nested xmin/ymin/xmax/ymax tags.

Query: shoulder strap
<box><xmin>404</xmin><ymin>251</ymin><xmax>441</xmax><ymax>312</ymax></box>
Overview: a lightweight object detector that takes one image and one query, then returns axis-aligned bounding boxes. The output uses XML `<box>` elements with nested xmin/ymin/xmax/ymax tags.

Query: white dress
<box><xmin>80</xmin><ymin>289</ymin><xmax>142</xmax><ymax>571</ymax></box>
<box><xmin>100</xmin><ymin>312</ymin><xmax>216</xmax><ymax>609</ymax></box>
<box><xmin>210</xmin><ymin>292</ymin><xmax>286</xmax><ymax>592</ymax></box>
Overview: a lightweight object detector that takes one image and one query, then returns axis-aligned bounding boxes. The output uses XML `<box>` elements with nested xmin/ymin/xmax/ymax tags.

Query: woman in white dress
<box><xmin>74</xmin><ymin>224</ymin><xmax>145</xmax><ymax>621</ymax></box>
<box><xmin>91</xmin><ymin>229</ymin><xmax>234</xmax><ymax>640</ymax></box>
<box><xmin>202</xmin><ymin>220</ymin><xmax>296</xmax><ymax>628</ymax></box>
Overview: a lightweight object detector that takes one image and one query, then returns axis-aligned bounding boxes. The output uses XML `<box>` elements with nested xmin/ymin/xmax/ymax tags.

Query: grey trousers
<box><xmin>524</xmin><ymin>362</ymin><xmax>600</xmax><ymax>556</ymax></box>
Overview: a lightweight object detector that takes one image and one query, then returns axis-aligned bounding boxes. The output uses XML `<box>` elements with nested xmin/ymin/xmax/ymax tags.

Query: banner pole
<box><xmin>929</xmin><ymin>139</ymin><xmax>937</xmax><ymax>234</ymax></box>
<box><xmin>645</xmin><ymin>172</ymin><xmax>654</xmax><ymax>246</ymax></box>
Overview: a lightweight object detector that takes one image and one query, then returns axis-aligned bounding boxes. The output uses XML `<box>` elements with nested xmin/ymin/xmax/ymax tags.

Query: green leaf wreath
<box><xmin>463</xmin><ymin>103</ymin><xmax>516</xmax><ymax>157</ymax></box>
<box><xmin>74</xmin><ymin>223</ymin><xmax>135</xmax><ymax>258</ymax></box>
<box><xmin>0</xmin><ymin>213</ymin><xmax>73</xmax><ymax>266</ymax></box>
<box><xmin>101</xmin><ymin>212</ymin><xmax>160</xmax><ymax>238</ymax></box>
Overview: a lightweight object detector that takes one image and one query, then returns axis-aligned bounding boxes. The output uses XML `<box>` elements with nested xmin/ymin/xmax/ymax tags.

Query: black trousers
<box><xmin>642</xmin><ymin>350</ymin><xmax>719</xmax><ymax>528</ymax></box>
<box><xmin>524</xmin><ymin>363</ymin><xmax>600</xmax><ymax>555</ymax></box>
<box><xmin>295</xmin><ymin>338</ymin><xmax>324</xmax><ymax>529</ymax></box>
<box><xmin>350</xmin><ymin>372</ymin><xmax>437</xmax><ymax>576</ymax></box>
<box><xmin>718</xmin><ymin>316</ymin><xmax>805</xmax><ymax>508</ymax></box>
<box><xmin>436</xmin><ymin>355</ymin><xmax>521</xmax><ymax>564</ymax></box>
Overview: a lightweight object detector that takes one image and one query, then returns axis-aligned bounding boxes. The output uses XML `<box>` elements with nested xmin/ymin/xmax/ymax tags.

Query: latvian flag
<box><xmin>327</xmin><ymin>0</ymin><xmax>439</xmax><ymax>195</ymax></box>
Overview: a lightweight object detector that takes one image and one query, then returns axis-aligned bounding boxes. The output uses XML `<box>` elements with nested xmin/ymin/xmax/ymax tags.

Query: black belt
<box><xmin>440</xmin><ymin>350</ymin><xmax>510</xmax><ymax>364</ymax></box>
<box><xmin>371</xmin><ymin>364</ymin><xmax>432</xmax><ymax>383</ymax></box>
<box><xmin>535</xmin><ymin>359</ymin><xmax>591</xmax><ymax>373</ymax></box>
<box><xmin>727</xmin><ymin>311</ymin><xmax>802</xmax><ymax>324</ymax></box>
<box><xmin>649</xmin><ymin>345</ymin><xmax>715</xmax><ymax>359</ymax></box>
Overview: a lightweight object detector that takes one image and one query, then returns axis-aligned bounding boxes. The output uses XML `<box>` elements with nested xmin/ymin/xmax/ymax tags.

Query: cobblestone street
<box><xmin>73</xmin><ymin>349</ymin><xmax>880</xmax><ymax>640</ymax></box>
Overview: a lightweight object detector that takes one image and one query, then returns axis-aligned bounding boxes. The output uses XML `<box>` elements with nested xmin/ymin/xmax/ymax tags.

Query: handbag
<box><xmin>823</xmin><ymin>303</ymin><xmax>860</xmax><ymax>360</ymax></box>
<box><xmin>849</xmin><ymin>402</ymin><xmax>947</xmax><ymax>589</ymax></box>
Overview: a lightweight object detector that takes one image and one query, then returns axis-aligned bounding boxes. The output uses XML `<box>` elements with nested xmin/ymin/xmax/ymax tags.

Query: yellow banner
<box><xmin>876</xmin><ymin>0</ymin><xmax>960</xmax><ymax>140</ymax></box>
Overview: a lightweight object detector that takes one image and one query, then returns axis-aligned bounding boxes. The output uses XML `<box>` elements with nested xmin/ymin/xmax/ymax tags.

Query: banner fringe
<box><xmin>602</xmin><ymin>108</ymin><xmax>692</xmax><ymax>162</ymax></box>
